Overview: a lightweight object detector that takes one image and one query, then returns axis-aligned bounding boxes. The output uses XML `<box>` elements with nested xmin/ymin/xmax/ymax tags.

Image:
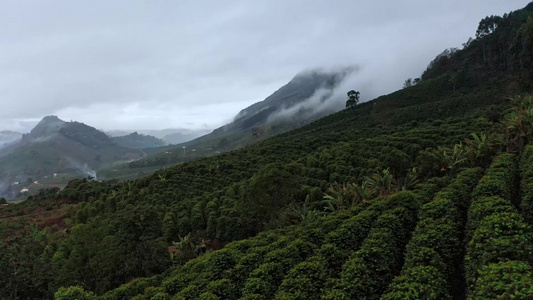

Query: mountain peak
<box><xmin>40</xmin><ymin>115</ymin><xmax>63</xmax><ymax>123</ymax></box>
<box><xmin>27</xmin><ymin>115</ymin><xmax>65</xmax><ymax>139</ymax></box>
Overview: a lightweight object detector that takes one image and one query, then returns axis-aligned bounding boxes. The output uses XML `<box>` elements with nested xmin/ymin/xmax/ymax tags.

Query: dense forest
<box><xmin>1</xmin><ymin>3</ymin><xmax>533</xmax><ymax>299</ymax></box>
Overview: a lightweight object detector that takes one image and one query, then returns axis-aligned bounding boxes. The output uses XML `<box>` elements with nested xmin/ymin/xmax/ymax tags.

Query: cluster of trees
<box><xmin>422</xmin><ymin>3</ymin><xmax>533</xmax><ymax>89</ymax></box>
<box><xmin>403</xmin><ymin>78</ymin><xmax>421</xmax><ymax>88</ymax></box>
<box><xmin>1</xmin><ymin>4</ymin><xmax>533</xmax><ymax>299</ymax></box>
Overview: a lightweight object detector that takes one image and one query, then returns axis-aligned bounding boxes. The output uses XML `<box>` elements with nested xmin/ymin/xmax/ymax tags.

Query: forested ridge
<box><xmin>1</xmin><ymin>3</ymin><xmax>533</xmax><ymax>299</ymax></box>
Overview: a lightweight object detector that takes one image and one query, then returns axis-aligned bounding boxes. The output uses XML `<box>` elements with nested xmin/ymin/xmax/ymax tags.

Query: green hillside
<box><xmin>1</xmin><ymin>2</ymin><xmax>533</xmax><ymax>299</ymax></box>
<box><xmin>111</xmin><ymin>132</ymin><xmax>167</xmax><ymax>149</ymax></box>
<box><xmin>0</xmin><ymin>117</ymin><xmax>141</xmax><ymax>176</ymax></box>
<box><xmin>0</xmin><ymin>116</ymin><xmax>148</xmax><ymax>199</ymax></box>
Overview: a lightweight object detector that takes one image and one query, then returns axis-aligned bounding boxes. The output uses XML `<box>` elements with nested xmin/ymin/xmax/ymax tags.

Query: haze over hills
<box><xmin>0</xmin><ymin>130</ymin><xmax>22</xmax><ymax>148</ymax></box>
<box><xmin>110</xmin><ymin>132</ymin><xmax>167</xmax><ymax>149</ymax></box>
<box><xmin>0</xmin><ymin>68</ymin><xmax>356</xmax><ymax>189</ymax></box>
<box><xmin>189</xmin><ymin>67</ymin><xmax>356</xmax><ymax>145</ymax></box>
<box><xmin>0</xmin><ymin>115</ymin><xmax>147</xmax><ymax>198</ymax></box>
<box><xmin>128</xmin><ymin>67</ymin><xmax>357</xmax><ymax>169</ymax></box>
<box><xmin>106</xmin><ymin>128</ymin><xmax>210</xmax><ymax>145</ymax></box>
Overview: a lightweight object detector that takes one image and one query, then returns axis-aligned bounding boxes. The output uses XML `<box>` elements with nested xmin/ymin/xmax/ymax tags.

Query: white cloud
<box><xmin>0</xmin><ymin>0</ymin><xmax>529</xmax><ymax>132</ymax></box>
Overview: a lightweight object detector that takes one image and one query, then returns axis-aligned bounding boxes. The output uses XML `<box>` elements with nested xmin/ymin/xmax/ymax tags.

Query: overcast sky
<box><xmin>0</xmin><ymin>1</ymin><xmax>530</xmax><ymax>133</ymax></box>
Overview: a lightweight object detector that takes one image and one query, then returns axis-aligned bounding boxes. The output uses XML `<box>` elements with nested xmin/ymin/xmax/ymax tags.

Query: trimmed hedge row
<box><xmin>100</xmin><ymin>276</ymin><xmax>161</xmax><ymax>300</ymax></box>
<box><xmin>466</xmin><ymin>153</ymin><xmax>517</xmax><ymax>240</ymax></box>
<box><xmin>154</xmin><ymin>209</ymin><xmax>354</xmax><ymax>300</ymax></box>
<box><xmin>327</xmin><ymin>191</ymin><xmax>421</xmax><ymax>300</ymax></box>
<box><xmin>520</xmin><ymin>144</ymin><xmax>533</xmax><ymax>224</ymax></box>
<box><xmin>468</xmin><ymin>261</ymin><xmax>533</xmax><ymax>299</ymax></box>
<box><xmin>236</xmin><ymin>193</ymin><xmax>421</xmax><ymax>300</ymax></box>
<box><xmin>464</xmin><ymin>153</ymin><xmax>533</xmax><ymax>298</ymax></box>
<box><xmin>380</xmin><ymin>168</ymin><xmax>482</xmax><ymax>300</ymax></box>
<box><xmin>98</xmin><ymin>186</ymin><xmax>440</xmax><ymax>300</ymax></box>
<box><xmin>471</xmin><ymin>153</ymin><xmax>517</xmax><ymax>206</ymax></box>
<box><xmin>465</xmin><ymin>212</ymin><xmax>533</xmax><ymax>289</ymax></box>
<box><xmin>273</xmin><ymin>256</ymin><xmax>327</xmax><ymax>299</ymax></box>
<box><xmin>381</xmin><ymin>266</ymin><xmax>449</xmax><ymax>300</ymax></box>
<box><xmin>268</xmin><ymin>192</ymin><xmax>426</xmax><ymax>300</ymax></box>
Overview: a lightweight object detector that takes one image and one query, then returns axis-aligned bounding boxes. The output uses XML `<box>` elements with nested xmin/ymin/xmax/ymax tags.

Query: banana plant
<box><xmin>363</xmin><ymin>169</ymin><xmax>396</xmax><ymax>196</ymax></box>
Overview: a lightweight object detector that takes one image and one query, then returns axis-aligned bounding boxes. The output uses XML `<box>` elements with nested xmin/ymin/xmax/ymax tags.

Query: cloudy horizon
<box><xmin>1</xmin><ymin>0</ymin><xmax>530</xmax><ymax>133</ymax></box>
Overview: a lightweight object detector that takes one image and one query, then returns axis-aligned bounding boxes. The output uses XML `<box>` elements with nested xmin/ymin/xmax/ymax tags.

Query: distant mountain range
<box><xmin>111</xmin><ymin>132</ymin><xmax>167</xmax><ymax>149</ymax></box>
<box><xmin>0</xmin><ymin>130</ymin><xmax>22</xmax><ymax>148</ymax></box>
<box><xmin>0</xmin><ymin>116</ymin><xmax>159</xmax><ymax>198</ymax></box>
<box><xmin>0</xmin><ymin>116</ymin><xmax>142</xmax><ymax>177</ymax></box>
<box><xmin>0</xmin><ymin>68</ymin><xmax>356</xmax><ymax>196</ymax></box>
<box><xmin>106</xmin><ymin>128</ymin><xmax>210</xmax><ymax>144</ymax></box>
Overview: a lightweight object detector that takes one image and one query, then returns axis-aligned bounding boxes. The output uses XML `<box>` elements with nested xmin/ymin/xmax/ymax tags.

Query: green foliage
<box><xmin>466</xmin><ymin>196</ymin><xmax>516</xmax><ymax>236</ymax></box>
<box><xmin>459</xmin><ymin>150</ymin><xmax>533</xmax><ymax>297</ymax></box>
<box><xmin>339</xmin><ymin>229</ymin><xmax>401</xmax><ymax>299</ymax></box>
<box><xmin>345</xmin><ymin>90</ymin><xmax>360</xmax><ymax>109</ymax></box>
<box><xmin>386</xmin><ymin>168</ymin><xmax>482</xmax><ymax>299</ymax></box>
<box><xmin>172</xmin><ymin>285</ymin><xmax>200</xmax><ymax>300</ymax></box>
<box><xmin>468</xmin><ymin>261</ymin><xmax>533</xmax><ymax>300</ymax></box>
<box><xmin>198</xmin><ymin>292</ymin><xmax>219</xmax><ymax>300</ymax></box>
<box><xmin>274</xmin><ymin>256</ymin><xmax>326</xmax><ymax>299</ymax></box>
<box><xmin>472</xmin><ymin>153</ymin><xmax>516</xmax><ymax>203</ymax></box>
<box><xmin>381</xmin><ymin>266</ymin><xmax>450</xmax><ymax>300</ymax></box>
<box><xmin>465</xmin><ymin>212</ymin><xmax>533</xmax><ymax>287</ymax></box>
<box><xmin>54</xmin><ymin>286</ymin><xmax>96</xmax><ymax>300</ymax></box>
<box><xmin>520</xmin><ymin>144</ymin><xmax>533</xmax><ymax>224</ymax></box>
<box><xmin>206</xmin><ymin>279</ymin><xmax>237</xmax><ymax>299</ymax></box>
<box><xmin>338</xmin><ymin>193</ymin><xmax>420</xmax><ymax>299</ymax></box>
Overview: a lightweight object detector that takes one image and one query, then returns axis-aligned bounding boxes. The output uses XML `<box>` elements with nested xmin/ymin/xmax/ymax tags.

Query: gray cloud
<box><xmin>0</xmin><ymin>0</ymin><xmax>529</xmax><ymax>132</ymax></box>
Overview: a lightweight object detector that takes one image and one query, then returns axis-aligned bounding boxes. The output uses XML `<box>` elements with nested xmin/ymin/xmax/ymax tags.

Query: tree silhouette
<box><xmin>345</xmin><ymin>90</ymin><xmax>360</xmax><ymax>109</ymax></box>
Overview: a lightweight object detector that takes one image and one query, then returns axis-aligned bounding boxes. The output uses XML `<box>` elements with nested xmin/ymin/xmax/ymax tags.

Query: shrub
<box><xmin>381</xmin><ymin>266</ymin><xmax>451</xmax><ymax>300</ymax></box>
<box><xmin>418</xmin><ymin>198</ymin><xmax>457</xmax><ymax>224</ymax></box>
<box><xmin>151</xmin><ymin>292</ymin><xmax>170</xmax><ymax>300</ymax></box>
<box><xmin>520</xmin><ymin>144</ymin><xmax>533</xmax><ymax>224</ymax></box>
<box><xmin>320</xmin><ymin>289</ymin><xmax>349</xmax><ymax>300</ymax></box>
<box><xmin>465</xmin><ymin>212</ymin><xmax>533</xmax><ymax>287</ymax></box>
<box><xmin>326</xmin><ymin>210</ymin><xmax>380</xmax><ymax>250</ymax></box>
<box><xmin>466</xmin><ymin>196</ymin><xmax>516</xmax><ymax>237</ymax></box>
<box><xmin>207</xmin><ymin>248</ymin><xmax>241</xmax><ymax>279</ymax></box>
<box><xmin>468</xmin><ymin>261</ymin><xmax>533</xmax><ymax>300</ymax></box>
<box><xmin>172</xmin><ymin>285</ymin><xmax>200</xmax><ymax>300</ymax></box>
<box><xmin>275</xmin><ymin>256</ymin><xmax>326</xmax><ymax>299</ymax></box>
<box><xmin>242</xmin><ymin>277</ymin><xmax>275</xmax><ymax>298</ymax></box>
<box><xmin>162</xmin><ymin>274</ymin><xmax>194</xmax><ymax>295</ymax></box>
<box><xmin>206</xmin><ymin>279</ymin><xmax>237</xmax><ymax>299</ymax></box>
<box><xmin>226</xmin><ymin>253</ymin><xmax>263</xmax><ymax>287</ymax></box>
<box><xmin>340</xmin><ymin>229</ymin><xmax>400</xmax><ymax>300</ymax></box>
<box><xmin>472</xmin><ymin>154</ymin><xmax>516</xmax><ymax>201</ymax></box>
<box><xmin>54</xmin><ymin>286</ymin><xmax>96</xmax><ymax>300</ymax></box>
<box><xmin>318</xmin><ymin>243</ymin><xmax>350</xmax><ymax>277</ymax></box>
<box><xmin>198</xmin><ymin>292</ymin><xmax>218</xmax><ymax>300</ymax></box>
<box><xmin>404</xmin><ymin>220</ymin><xmax>459</xmax><ymax>275</ymax></box>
